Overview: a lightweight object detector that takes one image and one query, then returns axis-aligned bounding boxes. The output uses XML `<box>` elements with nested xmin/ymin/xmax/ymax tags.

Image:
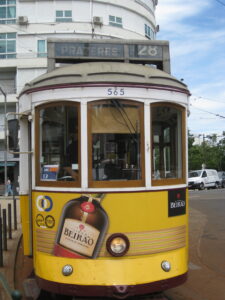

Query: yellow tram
<box><xmin>13</xmin><ymin>39</ymin><xmax>190</xmax><ymax>299</ymax></box>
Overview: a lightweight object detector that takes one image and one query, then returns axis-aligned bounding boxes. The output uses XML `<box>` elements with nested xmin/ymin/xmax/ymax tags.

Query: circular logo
<box><xmin>81</xmin><ymin>201</ymin><xmax>95</xmax><ymax>213</ymax></box>
<box><xmin>36</xmin><ymin>195</ymin><xmax>53</xmax><ymax>212</ymax></box>
<box><xmin>36</xmin><ymin>214</ymin><xmax>45</xmax><ymax>227</ymax></box>
<box><xmin>45</xmin><ymin>215</ymin><xmax>55</xmax><ymax>228</ymax></box>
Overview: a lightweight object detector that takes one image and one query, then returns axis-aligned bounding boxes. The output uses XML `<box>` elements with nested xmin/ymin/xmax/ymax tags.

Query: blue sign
<box><xmin>41</xmin><ymin>164</ymin><xmax>59</xmax><ymax>181</ymax></box>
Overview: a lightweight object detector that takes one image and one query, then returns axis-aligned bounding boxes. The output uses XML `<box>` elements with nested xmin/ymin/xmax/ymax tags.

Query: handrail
<box><xmin>0</xmin><ymin>272</ymin><xmax>22</xmax><ymax>300</ymax></box>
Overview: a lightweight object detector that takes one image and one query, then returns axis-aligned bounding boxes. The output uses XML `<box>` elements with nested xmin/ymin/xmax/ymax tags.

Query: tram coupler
<box><xmin>111</xmin><ymin>285</ymin><xmax>132</xmax><ymax>299</ymax></box>
<box><xmin>23</xmin><ymin>277</ymin><xmax>41</xmax><ymax>300</ymax></box>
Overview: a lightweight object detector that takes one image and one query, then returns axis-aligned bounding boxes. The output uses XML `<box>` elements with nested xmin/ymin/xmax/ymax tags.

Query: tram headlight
<box><xmin>106</xmin><ymin>234</ymin><xmax>130</xmax><ymax>257</ymax></box>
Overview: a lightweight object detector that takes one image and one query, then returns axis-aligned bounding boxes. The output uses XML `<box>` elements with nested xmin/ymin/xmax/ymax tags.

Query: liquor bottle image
<box><xmin>53</xmin><ymin>194</ymin><xmax>109</xmax><ymax>259</ymax></box>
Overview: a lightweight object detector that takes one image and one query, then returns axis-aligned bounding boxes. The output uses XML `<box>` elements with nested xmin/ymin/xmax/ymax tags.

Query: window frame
<box><xmin>109</xmin><ymin>15</ymin><xmax>123</xmax><ymax>28</ymax></box>
<box><xmin>88</xmin><ymin>99</ymin><xmax>145</xmax><ymax>188</ymax></box>
<box><xmin>151</xmin><ymin>102</ymin><xmax>186</xmax><ymax>186</ymax></box>
<box><xmin>35</xmin><ymin>101</ymin><xmax>81</xmax><ymax>187</ymax></box>
<box><xmin>0</xmin><ymin>0</ymin><xmax>16</xmax><ymax>24</ymax></box>
<box><xmin>0</xmin><ymin>32</ymin><xmax>16</xmax><ymax>58</ymax></box>
<box><xmin>145</xmin><ymin>24</ymin><xmax>155</xmax><ymax>40</ymax></box>
<box><xmin>55</xmin><ymin>10</ymin><xmax>72</xmax><ymax>22</ymax></box>
<box><xmin>37</xmin><ymin>39</ymin><xmax>47</xmax><ymax>58</ymax></box>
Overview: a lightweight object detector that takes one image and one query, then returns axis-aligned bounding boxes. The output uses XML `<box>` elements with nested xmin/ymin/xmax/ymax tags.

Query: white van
<box><xmin>188</xmin><ymin>169</ymin><xmax>220</xmax><ymax>190</ymax></box>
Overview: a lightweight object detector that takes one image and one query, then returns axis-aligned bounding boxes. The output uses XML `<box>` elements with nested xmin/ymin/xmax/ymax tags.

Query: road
<box><xmin>166</xmin><ymin>188</ymin><xmax>225</xmax><ymax>300</ymax></box>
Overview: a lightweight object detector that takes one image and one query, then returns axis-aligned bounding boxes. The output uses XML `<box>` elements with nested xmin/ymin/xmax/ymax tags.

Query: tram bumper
<box><xmin>35</xmin><ymin>248</ymin><xmax>188</xmax><ymax>298</ymax></box>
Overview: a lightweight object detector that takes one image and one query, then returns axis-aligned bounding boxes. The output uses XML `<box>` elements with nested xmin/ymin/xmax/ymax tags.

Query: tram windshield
<box><xmin>37</xmin><ymin>103</ymin><xmax>80</xmax><ymax>184</ymax></box>
<box><xmin>89</xmin><ymin>100</ymin><xmax>144</xmax><ymax>185</ymax></box>
<box><xmin>152</xmin><ymin>104</ymin><xmax>184</xmax><ymax>183</ymax></box>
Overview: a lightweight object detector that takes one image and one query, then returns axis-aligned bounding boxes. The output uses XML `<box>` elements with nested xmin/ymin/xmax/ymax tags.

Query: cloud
<box><xmin>155</xmin><ymin>0</ymin><xmax>225</xmax><ymax>134</ymax></box>
<box><xmin>155</xmin><ymin>0</ymin><xmax>211</xmax><ymax>29</ymax></box>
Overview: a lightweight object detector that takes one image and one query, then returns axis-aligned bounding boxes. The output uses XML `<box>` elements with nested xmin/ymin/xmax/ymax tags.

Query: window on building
<box><xmin>0</xmin><ymin>32</ymin><xmax>16</xmax><ymax>58</ymax></box>
<box><xmin>151</xmin><ymin>103</ymin><xmax>186</xmax><ymax>185</ymax></box>
<box><xmin>145</xmin><ymin>24</ymin><xmax>155</xmax><ymax>40</ymax></box>
<box><xmin>109</xmin><ymin>15</ymin><xmax>122</xmax><ymax>28</ymax></box>
<box><xmin>0</xmin><ymin>71</ymin><xmax>16</xmax><ymax>94</ymax></box>
<box><xmin>56</xmin><ymin>10</ymin><xmax>72</xmax><ymax>22</ymax></box>
<box><xmin>37</xmin><ymin>40</ymin><xmax>47</xmax><ymax>57</ymax></box>
<box><xmin>0</xmin><ymin>0</ymin><xmax>16</xmax><ymax>24</ymax></box>
<box><xmin>88</xmin><ymin>99</ymin><xmax>145</xmax><ymax>188</ymax></box>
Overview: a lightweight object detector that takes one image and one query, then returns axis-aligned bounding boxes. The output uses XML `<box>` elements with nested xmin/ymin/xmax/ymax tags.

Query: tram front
<box><xmin>16</xmin><ymin>40</ymin><xmax>190</xmax><ymax>299</ymax></box>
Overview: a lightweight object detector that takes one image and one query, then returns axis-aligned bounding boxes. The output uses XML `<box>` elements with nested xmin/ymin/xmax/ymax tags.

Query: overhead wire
<box><xmin>191</xmin><ymin>95</ymin><xmax>225</xmax><ymax>104</ymax></box>
<box><xmin>190</xmin><ymin>104</ymin><xmax>225</xmax><ymax>119</ymax></box>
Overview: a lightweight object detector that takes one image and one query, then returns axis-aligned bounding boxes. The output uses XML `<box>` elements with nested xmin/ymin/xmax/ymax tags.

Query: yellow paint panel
<box><xmin>35</xmin><ymin>247</ymin><xmax>188</xmax><ymax>286</ymax></box>
<box><xmin>32</xmin><ymin>189</ymin><xmax>188</xmax><ymax>286</ymax></box>
<box><xmin>36</xmin><ymin>225</ymin><xmax>186</xmax><ymax>257</ymax></box>
<box><xmin>102</xmin><ymin>191</ymin><xmax>187</xmax><ymax>232</ymax></box>
<box><xmin>20</xmin><ymin>195</ymin><xmax>32</xmax><ymax>255</ymax></box>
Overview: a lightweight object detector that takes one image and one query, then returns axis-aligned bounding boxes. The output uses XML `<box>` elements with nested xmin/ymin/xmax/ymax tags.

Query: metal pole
<box><xmin>0</xmin><ymin>216</ymin><xmax>3</xmax><ymax>267</ymax></box>
<box><xmin>8</xmin><ymin>203</ymin><xmax>12</xmax><ymax>239</ymax></box>
<box><xmin>0</xmin><ymin>87</ymin><xmax>7</xmax><ymax>196</ymax></box>
<box><xmin>2</xmin><ymin>209</ymin><xmax>7</xmax><ymax>251</ymax></box>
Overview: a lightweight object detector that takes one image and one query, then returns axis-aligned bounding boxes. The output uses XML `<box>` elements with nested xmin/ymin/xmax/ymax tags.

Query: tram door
<box><xmin>7</xmin><ymin>115</ymin><xmax>33</xmax><ymax>255</ymax></box>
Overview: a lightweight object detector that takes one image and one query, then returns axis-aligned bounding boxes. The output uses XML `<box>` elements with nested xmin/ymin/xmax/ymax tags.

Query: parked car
<box><xmin>217</xmin><ymin>171</ymin><xmax>225</xmax><ymax>188</ymax></box>
<box><xmin>188</xmin><ymin>169</ymin><xmax>220</xmax><ymax>190</ymax></box>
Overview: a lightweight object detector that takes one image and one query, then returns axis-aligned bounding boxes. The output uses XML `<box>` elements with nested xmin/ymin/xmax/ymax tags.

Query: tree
<box><xmin>188</xmin><ymin>131</ymin><xmax>225</xmax><ymax>171</ymax></box>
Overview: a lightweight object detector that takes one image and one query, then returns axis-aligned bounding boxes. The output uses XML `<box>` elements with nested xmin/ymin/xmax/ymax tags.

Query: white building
<box><xmin>0</xmin><ymin>0</ymin><xmax>158</xmax><ymax>192</ymax></box>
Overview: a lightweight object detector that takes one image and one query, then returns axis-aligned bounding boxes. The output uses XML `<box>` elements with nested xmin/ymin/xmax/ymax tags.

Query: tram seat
<box><xmin>104</xmin><ymin>163</ymin><xmax>121</xmax><ymax>180</ymax></box>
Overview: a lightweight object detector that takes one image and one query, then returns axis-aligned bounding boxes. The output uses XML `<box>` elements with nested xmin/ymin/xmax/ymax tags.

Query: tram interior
<box><xmin>92</xmin><ymin>133</ymin><xmax>140</xmax><ymax>181</ymax></box>
<box><xmin>91</xmin><ymin>100</ymin><xmax>142</xmax><ymax>182</ymax></box>
<box><xmin>38</xmin><ymin>101</ymin><xmax>182</xmax><ymax>183</ymax></box>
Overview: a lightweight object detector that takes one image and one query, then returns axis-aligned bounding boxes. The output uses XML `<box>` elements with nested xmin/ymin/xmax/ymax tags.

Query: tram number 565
<box><xmin>107</xmin><ymin>87</ymin><xmax>125</xmax><ymax>96</ymax></box>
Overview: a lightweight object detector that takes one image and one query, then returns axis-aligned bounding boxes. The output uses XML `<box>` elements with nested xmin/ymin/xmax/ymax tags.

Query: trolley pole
<box><xmin>0</xmin><ymin>87</ymin><xmax>7</xmax><ymax>196</ymax></box>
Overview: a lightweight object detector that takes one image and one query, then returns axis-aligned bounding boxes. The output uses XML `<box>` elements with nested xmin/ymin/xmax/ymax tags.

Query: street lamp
<box><xmin>0</xmin><ymin>87</ymin><xmax>7</xmax><ymax>196</ymax></box>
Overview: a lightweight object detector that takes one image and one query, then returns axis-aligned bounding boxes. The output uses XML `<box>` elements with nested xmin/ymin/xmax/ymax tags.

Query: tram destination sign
<box><xmin>55</xmin><ymin>42</ymin><xmax>124</xmax><ymax>59</ymax></box>
<box><xmin>48</xmin><ymin>39</ymin><xmax>170</xmax><ymax>73</ymax></box>
<box><xmin>54</xmin><ymin>42</ymin><xmax>163</xmax><ymax>60</ymax></box>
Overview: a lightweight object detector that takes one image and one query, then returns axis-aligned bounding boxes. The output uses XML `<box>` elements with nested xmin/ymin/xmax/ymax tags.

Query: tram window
<box><xmin>88</xmin><ymin>100</ymin><xmax>144</xmax><ymax>187</ymax></box>
<box><xmin>36</xmin><ymin>102</ymin><xmax>80</xmax><ymax>186</ymax></box>
<box><xmin>151</xmin><ymin>104</ymin><xmax>185</xmax><ymax>185</ymax></box>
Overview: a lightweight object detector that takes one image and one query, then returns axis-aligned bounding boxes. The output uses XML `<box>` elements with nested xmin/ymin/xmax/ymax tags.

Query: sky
<box><xmin>155</xmin><ymin>0</ymin><xmax>225</xmax><ymax>138</ymax></box>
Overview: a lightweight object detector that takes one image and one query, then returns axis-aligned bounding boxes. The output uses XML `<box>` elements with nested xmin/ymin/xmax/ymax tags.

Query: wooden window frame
<box><xmin>88</xmin><ymin>99</ymin><xmax>145</xmax><ymax>188</ymax></box>
<box><xmin>151</xmin><ymin>102</ymin><xmax>186</xmax><ymax>186</ymax></box>
<box><xmin>35</xmin><ymin>101</ymin><xmax>81</xmax><ymax>187</ymax></box>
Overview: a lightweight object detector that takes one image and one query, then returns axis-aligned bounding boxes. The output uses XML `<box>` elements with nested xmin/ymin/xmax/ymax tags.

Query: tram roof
<box><xmin>20</xmin><ymin>62</ymin><xmax>189</xmax><ymax>95</ymax></box>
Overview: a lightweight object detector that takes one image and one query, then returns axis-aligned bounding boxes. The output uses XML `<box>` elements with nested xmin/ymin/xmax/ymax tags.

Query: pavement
<box><xmin>0</xmin><ymin>196</ymin><xmax>21</xmax><ymax>300</ymax></box>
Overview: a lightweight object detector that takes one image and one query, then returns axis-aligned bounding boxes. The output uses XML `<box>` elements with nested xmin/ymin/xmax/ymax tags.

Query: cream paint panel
<box><xmin>19</xmin><ymin>94</ymin><xmax>32</xmax><ymax>113</ymax></box>
<box><xmin>19</xmin><ymin>119</ymin><xmax>29</xmax><ymax>194</ymax></box>
<box><xmin>144</xmin><ymin>101</ymin><xmax>151</xmax><ymax>185</ymax></box>
<box><xmin>34</xmin><ymin>184</ymin><xmax>187</xmax><ymax>193</ymax></box>
<box><xmin>27</xmin><ymin>86</ymin><xmax>188</xmax><ymax>109</ymax></box>
<box><xmin>81</xmin><ymin>102</ymin><xmax>88</xmax><ymax>189</ymax></box>
<box><xmin>19</xmin><ymin>85</ymin><xmax>188</xmax><ymax>192</ymax></box>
